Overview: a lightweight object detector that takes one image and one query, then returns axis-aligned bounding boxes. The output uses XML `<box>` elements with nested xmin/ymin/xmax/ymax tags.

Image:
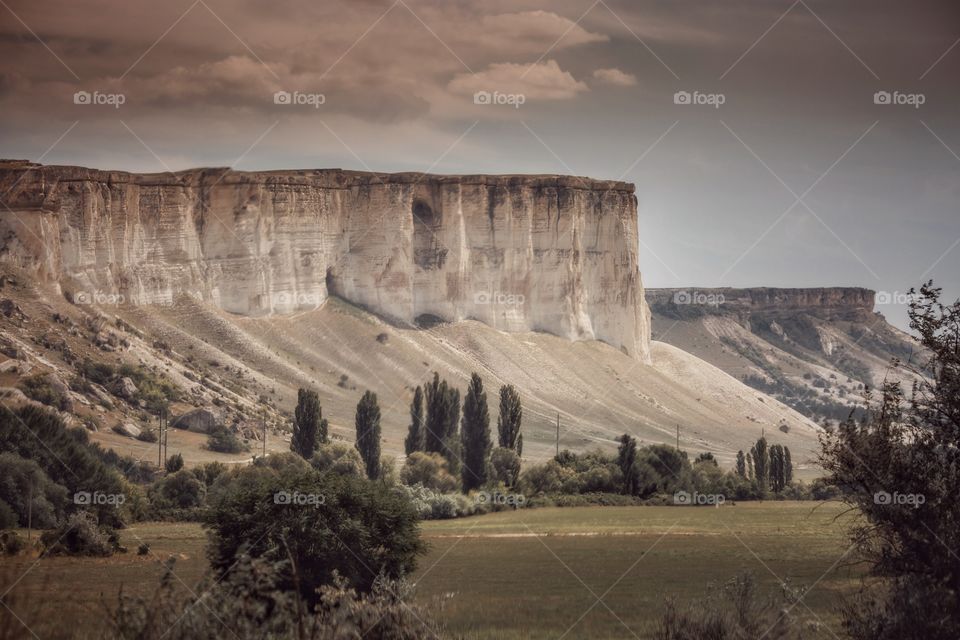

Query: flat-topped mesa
<box><xmin>647</xmin><ymin>287</ymin><xmax>875</xmax><ymax>322</ymax></box>
<box><xmin>0</xmin><ymin>162</ymin><xmax>652</xmax><ymax>362</ymax></box>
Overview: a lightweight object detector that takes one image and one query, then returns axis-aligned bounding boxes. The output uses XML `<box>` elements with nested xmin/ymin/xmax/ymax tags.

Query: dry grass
<box><xmin>0</xmin><ymin>502</ymin><xmax>859</xmax><ymax>639</ymax></box>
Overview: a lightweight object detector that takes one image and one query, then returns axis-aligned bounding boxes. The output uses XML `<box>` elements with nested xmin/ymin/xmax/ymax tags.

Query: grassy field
<box><xmin>2</xmin><ymin>502</ymin><xmax>861</xmax><ymax>639</ymax></box>
<box><xmin>413</xmin><ymin>502</ymin><xmax>861</xmax><ymax>639</ymax></box>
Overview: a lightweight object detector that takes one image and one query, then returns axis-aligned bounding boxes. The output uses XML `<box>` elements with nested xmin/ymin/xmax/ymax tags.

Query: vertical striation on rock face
<box><xmin>0</xmin><ymin>161</ymin><xmax>651</xmax><ymax>362</ymax></box>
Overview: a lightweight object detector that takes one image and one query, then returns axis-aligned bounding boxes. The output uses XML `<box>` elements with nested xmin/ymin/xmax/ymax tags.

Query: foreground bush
<box><xmin>653</xmin><ymin>572</ymin><xmax>802</xmax><ymax>640</ymax></box>
<box><xmin>205</xmin><ymin>459</ymin><xmax>424</xmax><ymax>603</ymax></box>
<box><xmin>822</xmin><ymin>283</ymin><xmax>960</xmax><ymax>640</ymax></box>
<box><xmin>109</xmin><ymin>555</ymin><xmax>444</xmax><ymax>640</ymax></box>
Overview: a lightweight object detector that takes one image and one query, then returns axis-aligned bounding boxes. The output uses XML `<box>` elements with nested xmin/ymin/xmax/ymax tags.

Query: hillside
<box><xmin>0</xmin><ymin>266</ymin><xmax>819</xmax><ymax>470</ymax></box>
<box><xmin>646</xmin><ymin>287</ymin><xmax>924</xmax><ymax>426</ymax></box>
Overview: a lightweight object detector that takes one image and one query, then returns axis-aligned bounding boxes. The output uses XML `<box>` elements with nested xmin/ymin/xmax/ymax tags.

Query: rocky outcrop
<box><xmin>112</xmin><ymin>422</ymin><xmax>141</xmax><ymax>438</ymax></box>
<box><xmin>0</xmin><ymin>161</ymin><xmax>651</xmax><ymax>361</ymax></box>
<box><xmin>646</xmin><ymin>286</ymin><xmax>923</xmax><ymax>426</ymax></box>
<box><xmin>172</xmin><ymin>408</ymin><xmax>222</xmax><ymax>434</ymax></box>
<box><xmin>647</xmin><ymin>287</ymin><xmax>875</xmax><ymax>322</ymax></box>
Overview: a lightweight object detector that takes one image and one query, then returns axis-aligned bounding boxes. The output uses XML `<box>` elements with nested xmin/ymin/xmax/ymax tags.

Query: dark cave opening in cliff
<box><xmin>413</xmin><ymin>199</ymin><xmax>446</xmax><ymax>270</ymax></box>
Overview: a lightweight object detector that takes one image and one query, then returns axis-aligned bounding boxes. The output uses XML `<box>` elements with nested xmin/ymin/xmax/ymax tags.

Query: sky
<box><xmin>2</xmin><ymin>0</ymin><xmax>958</xmax><ymax>329</ymax></box>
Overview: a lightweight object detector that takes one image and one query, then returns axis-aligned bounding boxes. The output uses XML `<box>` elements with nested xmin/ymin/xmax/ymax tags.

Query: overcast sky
<box><xmin>2</xmin><ymin>0</ymin><xmax>958</xmax><ymax>329</ymax></box>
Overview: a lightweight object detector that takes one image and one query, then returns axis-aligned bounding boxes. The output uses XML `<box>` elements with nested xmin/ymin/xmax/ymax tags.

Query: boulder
<box><xmin>46</xmin><ymin>373</ymin><xmax>74</xmax><ymax>412</ymax></box>
<box><xmin>172</xmin><ymin>407</ymin><xmax>222</xmax><ymax>434</ymax></box>
<box><xmin>113</xmin><ymin>422</ymin><xmax>141</xmax><ymax>438</ymax></box>
<box><xmin>0</xmin><ymin>298</ymin><xmax>26</xmax><ymax>320</ymax></box>
<box><xmin>0</xmin><ymin>337</ymin><xmax>22</xmax><ymax>359</ymax></box>
<box><xmin>113</xmin><ymin>376</ymin><xmax>138</xmax><ymax>400</ymax></box>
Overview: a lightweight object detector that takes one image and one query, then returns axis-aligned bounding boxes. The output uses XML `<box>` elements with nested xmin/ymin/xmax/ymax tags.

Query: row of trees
<box><xmin>405</xmin><ymin>373</ymin><xmax>524</xmax><ymax>492</ymax></box>
<box><xmin>290</xmin><ymin>372</ymin><xmax>524</xmax><ymax>492</ymax></box>
<box><xmin>734</xmin><ymin>437</ymin><xmax>793</xmax><ymax>494</ymax></box>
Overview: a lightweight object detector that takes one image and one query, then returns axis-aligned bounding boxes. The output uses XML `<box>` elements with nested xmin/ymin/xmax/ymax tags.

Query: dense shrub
<box><xmin>399</xmin><ymin>452</ymin><xmax>459</xmax><ymax>492</ymax></box>
<box><xmin>165</xmin><ymin>453</ymin><xmax>184</xmax><ymax>473</ymax></box>
<box><xmin>17</xmin><ymin>374</ymin><xmax>70</xmax><ymax>411</ymax></box>
<box><xmin>310</xmin><ymin>442</ymin><xmax>364</xmax><ymax>478</ymax></box>
<box><xmin>0</xmin><ymin>404</ymin><xmax>128</xmax><ymax>527</ymax></box>
<box><xmin>206</xmin><ymin>426</ymin><xmax>248</xmax><ymax>454</ymax></box>
<box><xmin>118</xmin><ymin>363</ymin><xmax>182</xmax><ymax>413</ymax></box>
<box><xmin>0</xmin><ymin>452</ymin><xmax>70</xmax><ymax>528</ymax></box>
<box><xmin>108</xmin><ymin>555</ymin><xmax>443</xmax><ymax>640</ymax></box>
<box><xmin>205</xmin><ymin>458</ymin><xmax>425</xmax><ymax>603</ymax></box>
<box><xmin>0</xmin><ymin>529</ymin><xmax>26</xmax><ymax>555</ymax></box>
<box><xmin>396</xmin><ymin>484</ymin><xmax>481</xmax><ymax>519</ymax></box>
<box><xmin>489</xmin><ymin>447</ymin><xmax>521</xmax><ymax>487</ymax></box>
<box><xmin>149</xmin><ymin>471</ymin><xmax>206</xmax><ymax>511</ymax></box>
<box><xmin>192</xmin><ymin>461</ymin><xmax>226</xmax><ymax>487</ymax></box>
<box><xmin>41</xmin><ymin>512</ymin><xmax>119</xmax><ymax>556</ymax></box>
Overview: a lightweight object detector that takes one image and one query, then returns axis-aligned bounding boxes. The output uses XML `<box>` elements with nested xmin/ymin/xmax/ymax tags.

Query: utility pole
<box><xmin>555</xmin><ymin>413</ymin><xmax>560</xmax><ymax>456</ymax></box>
<box><xmin>262</xmin><ymin>413</ymin><xmax>267</xmax><ymax>457</ymax></box>
<box><xmin>27</xmin><ymin>481</ymin><xmax>33</xmax><ymax>542</ymax></box>
<box><xmin>676</xmin><ymin>424</ymin><xmax>680</xmax><ymax>450</ymax></box>
<box><xmin>163</xmin><ymin>408</ymin><xmax>168</xmax><ymax>462</ymax></box>
<box><xmin>158</xmin><ymin>410</ymin><xmax>163</xmax><ymax>468</ymax></box>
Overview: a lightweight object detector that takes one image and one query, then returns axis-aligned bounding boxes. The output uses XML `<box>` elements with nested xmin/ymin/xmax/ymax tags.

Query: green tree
<box><xmin>769</xmin><ymin>444</ymin><xmax>785</xmax><ymax>493</ymax></box>
<box><xmin>404</xmin><ymin>386</ymin><xmax>424</xmax><ymax>455</ymax></box>
<box><xmin>784</xmin><ymin>447</ymin><xmax>793</xmax><ymax>485</ymax></box>
<box><xmin>617</xmin><ymin>434</ymin><xmax>638</xmax><ymax>495</ymax></box>
<box><xmin>746</xmin><ymin>452</ymin><xmax>754</xmax><ymax>482</ymax></box>
<box><xmin>489</xmin><ymin>448</ymin><xmax>521</xmax><ymax>488</ymax></box>
<box><xmin>750</xmin><ymin>437</ymin><xmax>769</xmax><ymax>493</ymax></box>
<box><xmin>291</xmin><ymin>389</ymin><xmax>325</xmax><ymax>459</ymax></box>
<box><xmin>423</xmin><ymin>373</ymin><xmax>460</xmax><ymax>473</ymax></box>
<box><xmin>497</xmin><ymin>384</ymin><xmax>522</xmax><ymax>450</ymax></box>
<box><xmin>165</xmin><ymin>453</ymin><xmax>184</xmax><ymax>473</ymax></box>
<box><xmin>0</xmin><ymin>404</ymin><xmax>127</xmax><ymax>527</ymax></box>
<box><xmin>205</xmin><ymin>462</ymin><xmax>424</xmax><ymax>603</ymax></box>
<box><xmin>735</xmin><ymin>450</ymin><xmax>746</xmax><ymax>478</ymax></box>
<box><xmin>460</xmin><ymin>373</ymin><xmax>491</xmax><ymax>492</ymax></box>
<box><xmin>822</xmin><ymin>282</ymin><xmax>960</xmax><ymax>639</ymax></box>
<box><xmin>354</xmin><ymin>391</ymin><xmax>382</xmax><ymax>480</ymax></box>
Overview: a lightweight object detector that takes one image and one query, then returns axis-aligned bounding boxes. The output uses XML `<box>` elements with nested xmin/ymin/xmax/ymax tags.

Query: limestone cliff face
<box><xmin>0</xmin><ymin>161</ymin><xmax>651</xmax><ymax>362</ymax></box>
<box><xmin>647</xmin><ymin>287</ymin><xmax>875</xmax><ymax>322</ymax></box>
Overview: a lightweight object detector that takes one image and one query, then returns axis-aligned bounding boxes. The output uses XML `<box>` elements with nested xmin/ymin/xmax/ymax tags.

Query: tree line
<box><xmin>289</xmin><ymin>371</ymin><xmax>524</xmax><ymax>493</ymax></box>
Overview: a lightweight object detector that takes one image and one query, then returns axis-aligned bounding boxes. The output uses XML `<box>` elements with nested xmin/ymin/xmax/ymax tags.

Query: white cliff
<box><xmin>0</xmin><ymin>161</ymin><xmax>652</xmax><ymax>362</ymax></box>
